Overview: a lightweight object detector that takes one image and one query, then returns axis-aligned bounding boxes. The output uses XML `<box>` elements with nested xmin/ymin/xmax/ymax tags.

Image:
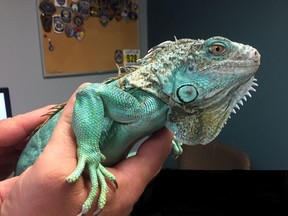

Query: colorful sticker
<box><xmin>70</xmin><ymin>2</ymin><xmax>79</xmax><ymax>13</ymax></box>
<box><xmin>40</xmin><ymin>0</ymin><xmax>139</xmax><ymax>42</ymax></box>
<box><xmin>40</xmin><ymin>13</ymin><xmax>53</xmax><ymax>33</ymax></box>
<box><xmin>55</xmin><ymin>0</ymin><xmax>67</xmax><ymax>7</ymax></box>
<box><xmin>65</xmin><ymin>24</ymin><xmax>75</xmax><ymax>37</ymax></box>
<box><xmin>73</xmin><ymin>14</ymin><xmax>84</xmax><ymax>26</ymax></box>
<box><xmin>123</xmin><ymin>49</ymin><xmax>140</xmax><ymax>67</ymax></box>
<box><xmin>53</xmin><ymin>15</ymin><xmax>64</xmax><ymax>34</ymax></box>
<box><xmin>114</xmin><ymin>49</ymin><xmax>123</xmax><ymax>64</ymax></box>
<box><xmin>79</xmin><ymin>0</ymin><xmax>90</xmax><ymax>20</ymax></box>
<box><xmin>74</xmin><ymin>26</ymin><xmax>85</xmax><ymax>40</ymax></box>
<box><xmin>60</xmin><ymin>7</ymin><xmax>72</xmax><ymax>23</ymax></box>
<box><xmin>39</xmin><ymin>0</ymin><xmax>56</xmax><ymax>15</ymax></box>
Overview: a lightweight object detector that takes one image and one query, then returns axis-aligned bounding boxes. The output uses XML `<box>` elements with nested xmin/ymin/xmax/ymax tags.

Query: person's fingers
<box><xmin>100</xmin><ymin>128</ymin><xmax>173</xmax><ymax>215</ymax></box>
<box><xmin>0</xmin><ymin>177</ymin><xmax>18</xmax><ymax>207</ymax></box>
<box><xmin>0</xmin><ymin>105</ymin><xmax>54</xmax><ymax>148</ymax></box>
<box><xmin>31</xmin><ymin>84</ymin><xmax>83</xmax><ymax>179</ymax></box>
<box><xmin>122</xmin><ymin>127</ymin><xmax>173</xmax><ymax>179</ymax></box>
<box><xmin>0</xmin><ymin>105</ymin><xmax>54</xmax><ymax>180</ymax></box>
<box><xmin>0</xmin><ymin>84</ymin><xmax>91</xmax><ymax>216</ymax></box>
<box><xmin>0</xmin><ymin>147</ymin><xmax>21</xmax><ymax>180</ymax></box>
<box><xmin>114</xmin><ymin>127</ymin><xmax>173</xmax><ymax>194</ymax></box>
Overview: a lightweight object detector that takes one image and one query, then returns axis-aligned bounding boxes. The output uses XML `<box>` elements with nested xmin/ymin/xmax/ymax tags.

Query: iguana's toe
<box><xmin>66</xmin><ymin>157</ymin><xmax>86</xmax><ymax>183</ymax></box>
<box><xmin>172</xmin><ymin>137</ymin><xmax>183</xmax><ymax>158</ymax></box>
<box><xmin>66</xmin><ymin>154</ymin><xmax>117</xmax><ymax>215</ymax></box>
<box><xmin>99</xmin><ymin>165</ymin><xmax>118</xmax><ymax>188</ymax></box>
<box><xmin>79</xmin><ymin>164</ymin><xmax>117</xmax><ymax>215</ymax></box>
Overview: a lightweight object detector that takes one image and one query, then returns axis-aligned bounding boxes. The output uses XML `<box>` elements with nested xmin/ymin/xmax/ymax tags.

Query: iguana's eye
<box><xmin>209</xmin><ymin>44</ymin><xmax>226</xmax><ymax>55</ymax></box>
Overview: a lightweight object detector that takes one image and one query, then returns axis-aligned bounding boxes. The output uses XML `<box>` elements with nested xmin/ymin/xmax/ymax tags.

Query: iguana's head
<box><xmin>127</xmin><ymin>36</ymin><xmax>260</xmax><ymax>145</ymax></box>
<box><xmin>164</xmin><ymin>36</ymin><xmax>261</xmax><ymax>144</ymax></box>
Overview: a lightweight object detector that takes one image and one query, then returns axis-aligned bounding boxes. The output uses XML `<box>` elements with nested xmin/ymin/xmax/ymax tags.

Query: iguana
<box><xmin>14</xmin><ymin>36</ymin><xmax>260</xmax><ymax>215</ymax></box>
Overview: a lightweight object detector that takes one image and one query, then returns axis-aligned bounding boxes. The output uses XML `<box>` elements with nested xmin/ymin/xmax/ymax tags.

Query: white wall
<box><xmin>0</xmin><ymin>1</ymin><xmax>147</xmax><ymax>115</ymax></box>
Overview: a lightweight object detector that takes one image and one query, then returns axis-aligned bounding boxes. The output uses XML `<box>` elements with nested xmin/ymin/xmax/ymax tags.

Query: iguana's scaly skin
<box><xmin>15</xmin><ymin>36</ymin><xmax>260</xmax><ymax>215</ymax></box>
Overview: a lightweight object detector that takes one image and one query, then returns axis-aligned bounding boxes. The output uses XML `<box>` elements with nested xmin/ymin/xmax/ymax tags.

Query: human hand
<box><xmin>0</xmin><ymin>105</ymin><xmax>52</xmax><ymax>180</ymax></box>
<box><xmin>0</xmin><ymin>87</ymin><xmax>173</xmax><ymax>216</ymax></box>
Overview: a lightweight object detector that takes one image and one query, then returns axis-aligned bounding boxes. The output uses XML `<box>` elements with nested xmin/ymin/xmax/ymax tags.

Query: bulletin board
<box><xmin>37</xmin><ymin>0</ymin><xmax>140</xmax><ymax>77</ymax></box>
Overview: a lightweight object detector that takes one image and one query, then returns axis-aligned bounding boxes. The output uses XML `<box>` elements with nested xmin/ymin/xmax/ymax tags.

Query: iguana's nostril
<box><xmin>253</xmin><ymin>49</ymin><xmax>261</xmax><ymax>63</ymax></box>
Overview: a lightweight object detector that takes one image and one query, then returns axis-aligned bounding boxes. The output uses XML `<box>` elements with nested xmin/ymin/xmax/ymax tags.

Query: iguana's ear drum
<box><xmin>176</xmin><ymin>84</ymin><xmax>198</xmax><ymax>104</ymax></box>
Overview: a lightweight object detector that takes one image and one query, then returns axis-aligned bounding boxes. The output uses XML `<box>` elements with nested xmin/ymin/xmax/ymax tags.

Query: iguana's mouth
<box><xmin>211</xmin><ymin>62</ymin><xmax>260</xmax><ymax>73</ymax></box>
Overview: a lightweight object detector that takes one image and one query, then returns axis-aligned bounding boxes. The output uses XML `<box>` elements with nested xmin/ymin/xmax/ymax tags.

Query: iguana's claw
<box><xmin>172</xmin><ymin>136</ymin><xmax>183</xmax><ymax>158</ymax></box>
<box><xmin>66</xmin><ymin>154</ymin><xmax>117</xmax><ymax>215</ymax></box>
<box><xmin>66</xmin><ymin>157</ymin><xmax>86</xmax><ymax>183</ymax></box>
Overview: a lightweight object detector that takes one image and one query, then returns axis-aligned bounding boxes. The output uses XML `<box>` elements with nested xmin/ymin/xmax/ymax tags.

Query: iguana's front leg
<box><xmin>65</xmin><ymin>83</ymin><xmax>149</xmax><ymax>215</ymax></box>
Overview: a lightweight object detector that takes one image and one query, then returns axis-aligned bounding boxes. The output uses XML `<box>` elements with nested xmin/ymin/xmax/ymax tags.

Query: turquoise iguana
<box><xmin>15</xmin><ymin>36</ymin><xmax>260</xmax><ymax>215</ymax></box>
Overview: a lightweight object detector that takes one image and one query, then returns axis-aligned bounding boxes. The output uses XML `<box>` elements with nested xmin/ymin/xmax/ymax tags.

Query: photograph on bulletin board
<box><xmin>37</xmin><ymin>0</ymin><xmax>140</xmax><ymax>77</ymax></box>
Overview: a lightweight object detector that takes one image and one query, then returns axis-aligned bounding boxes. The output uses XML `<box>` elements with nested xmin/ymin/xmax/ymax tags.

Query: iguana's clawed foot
<box><xmin>66</xmin><ymin>154</ymin><xmax>117</xmax><ymax>215</ymax></box>
<box><xmin>76</xmin><ymin>208</ymin><xmax>102</xmax><ymax>216</ymax></box>
<box><xmin>172</xmin><ymin>136</ymin><xmax>183</xmax><ymax>158</ymax></box>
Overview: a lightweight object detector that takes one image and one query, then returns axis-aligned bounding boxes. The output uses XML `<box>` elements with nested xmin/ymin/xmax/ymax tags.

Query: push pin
<box><xmin>48</xmin><ymin>38</ymin><xmax>54</xmax><ymax>51</ymax></box>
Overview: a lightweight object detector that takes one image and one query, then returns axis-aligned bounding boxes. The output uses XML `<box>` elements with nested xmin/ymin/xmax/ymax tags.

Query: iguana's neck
<box><xmin>117</xmin><ymin>67</ymin><xmax>171</xmax><ymax>102</ymax></box>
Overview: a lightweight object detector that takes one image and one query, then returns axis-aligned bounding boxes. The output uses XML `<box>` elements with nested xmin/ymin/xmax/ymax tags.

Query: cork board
<box><xmin>37</xmin><ymin>0</ymin><xmax>140</xmax><ymax>77</ymax></box>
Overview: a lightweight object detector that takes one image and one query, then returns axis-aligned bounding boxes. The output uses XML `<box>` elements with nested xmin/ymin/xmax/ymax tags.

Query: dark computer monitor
<box><xmin>0</xmin><ymin>87</ymin><xmax>12</xmax><ymax>120</ymax></box>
